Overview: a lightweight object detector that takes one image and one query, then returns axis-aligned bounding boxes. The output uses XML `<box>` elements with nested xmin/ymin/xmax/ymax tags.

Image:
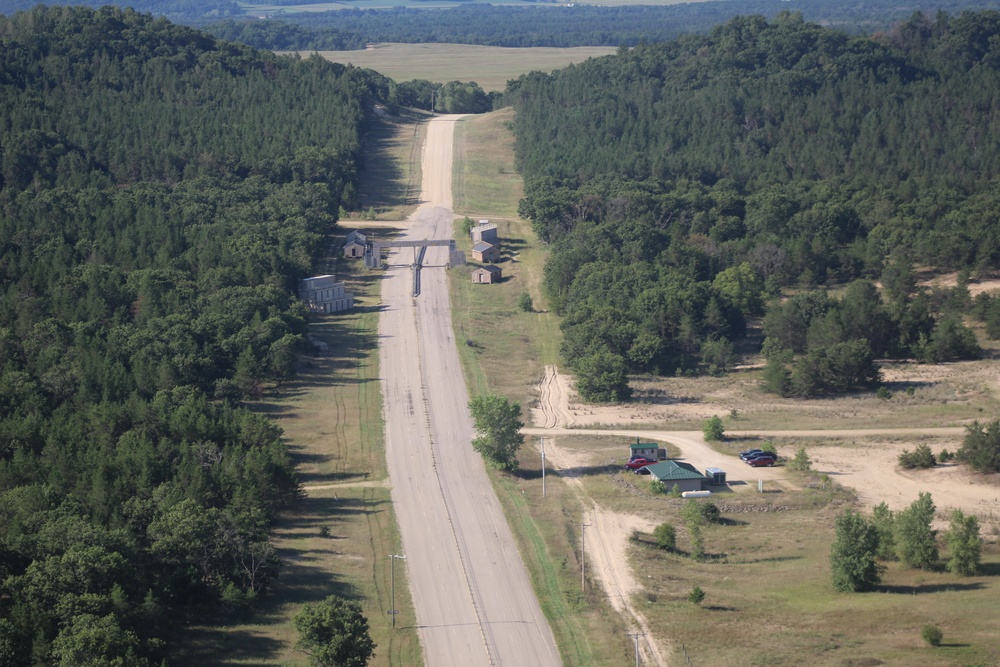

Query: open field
<box><xmin>311</xmin><ymin>43</ymin><xmax>617</xmax><ymax>92</ymax></box>
<box><xmin>246</xmin><ymin>0</ymin><xmax>708</xmax><ymax>12</ymax></box>
<box><xmin>445</xmin><ymin>109</ymin><xmax>1000</xmax><ymax>666</ymax></box>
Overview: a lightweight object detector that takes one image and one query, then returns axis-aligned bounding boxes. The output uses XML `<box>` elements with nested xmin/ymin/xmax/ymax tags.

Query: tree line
<box><xmin>507</xmin><ymin>11</ymin><xmax>1000</xmax><ymax>399</ymax></box>
<box><xmin>0</xmin><ymin>6</ymin><xmax>385</xmax><ymax>663</ymax></box>
<box><xmin>204</xmin><ymin>0</ymin><xmax>1000</xmax><ymax>50</ymax></box>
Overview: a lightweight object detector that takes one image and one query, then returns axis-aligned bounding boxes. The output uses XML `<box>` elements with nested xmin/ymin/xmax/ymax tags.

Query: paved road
<box><xmin>379</xmin><ymin>115</ymin><xmax>561</xmax><ymax>667</ymax></box>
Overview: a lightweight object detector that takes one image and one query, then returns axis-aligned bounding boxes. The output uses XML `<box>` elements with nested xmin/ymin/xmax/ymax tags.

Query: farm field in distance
<box><xmin>310</xmin><ymin>43</ymin><xmax>617</xmax><ymax>92</ymax></box>
<box><xmin>246</xmin><ymin>0</ymin><xmax>708</xmax><ymax>12</ymax></box>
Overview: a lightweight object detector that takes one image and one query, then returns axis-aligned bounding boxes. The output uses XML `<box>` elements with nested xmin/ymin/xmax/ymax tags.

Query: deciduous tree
<box><xmin>294</xmin><ymin>596</ymin><xmax>375</xmax><ymax>667</ymax></box>
<box><xmin>830</xmin><ymin>510</ymin><xmax>883</xmax><ymax>592</ymax></box>
<box><xmin>469</xmin><ymin>395</ymin><xmax>524</xmax><ymax>472</ymax></box>
<box><xmin>945</xmin><ymin>509</ymin><xmax>982</xmax><ymax>576</ymax></box>
<box><xmin>894</xmin><ymin>492</ymin><xmax>938</xmax><ymax>570</ymax></box>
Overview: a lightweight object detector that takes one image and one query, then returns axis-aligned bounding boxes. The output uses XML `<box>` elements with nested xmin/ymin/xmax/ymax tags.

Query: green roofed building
<box><xmin>645</xmin><ymin>460</ymin><xmax>707</xmax><ymax>493</ymax></box>
<box><xmin>629</xmin><ymin>439</ymin><xmax>658</xmax><ymax>461</ymax></box>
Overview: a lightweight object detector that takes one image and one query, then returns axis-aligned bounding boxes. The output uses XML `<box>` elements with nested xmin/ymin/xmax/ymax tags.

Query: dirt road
<box><xmin>379</xmin><ymin>116</ymin><xmax>560</xmax><ymax>666</ymax></box>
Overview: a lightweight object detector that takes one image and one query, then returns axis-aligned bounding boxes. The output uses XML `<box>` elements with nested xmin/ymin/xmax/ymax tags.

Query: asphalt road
<box><xmin>379</xmin><ymin>115</ymin><xmax>561</xmax><ymax>667</ymax></box>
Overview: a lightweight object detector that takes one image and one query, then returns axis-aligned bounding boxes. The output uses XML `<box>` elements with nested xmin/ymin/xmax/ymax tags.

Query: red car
<box><xmin>747</xmin><ymin>456</ymin><xmax>775</xmax><ymax>467</ymax></box>
<box><xmin>624</xmin><ymin>457</ymin><xmax>656</xmax><ymax>470</ymax></box>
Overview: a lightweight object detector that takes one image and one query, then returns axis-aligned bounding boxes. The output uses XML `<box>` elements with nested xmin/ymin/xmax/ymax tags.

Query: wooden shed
<box><xmin>629</xmin><ymin>439</ymin><xmax>658</xmax><ymax>461</ymax></box>
<box><xmin>343</xmin><ymin>241</ymin><xmax>366</xmax><ymax>258</ymax></box>
<box><xmin>471</xmin><ymin>265</ymin><xmax>502</xmax><ymax>284</ymax></box>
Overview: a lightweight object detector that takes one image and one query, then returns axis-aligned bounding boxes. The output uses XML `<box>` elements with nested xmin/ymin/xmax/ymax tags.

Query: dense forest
<box><xmin>0</xmin><ymin>6</ymin><xmax>389</xmax><ymax>663</ymax></box>
<box><xmin>6</xmin><ymin>0</ymin><xmax>1000</xmax><ymax>49</ymax></box>
<box><xmin>0</xmin><ymin>0</ymin><xmax>242</xmax><ymax>21</ymax></box>
<box><xmin>205</xmin><ymin>0</ymin><xmax>1000</xmax><ymax>50</ymax></box>
<box><xmin>509</xmin><ymin>11</ymin><xmax>1000</xmax><ymax>399</ymax></box>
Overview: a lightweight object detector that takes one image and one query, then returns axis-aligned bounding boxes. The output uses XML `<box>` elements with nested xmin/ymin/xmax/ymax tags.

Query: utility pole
<box><xmin>388</xmin><ymin>554</ymin><xmax>406</xmax><ymax>627</ymax></box>
<box><xmin>579</xmin><ymin>520</ymin><xmax>591</xmax><ymax>592</ymax></box>
<box><xmin>626</xmin><ymin>632</ymin><xmax>644</xmax><ymax>666</ymax></box>
<box><xmin>541</xmin><ymin>437</ymin><xmax>546</xmax><ymax>499</ymax></box>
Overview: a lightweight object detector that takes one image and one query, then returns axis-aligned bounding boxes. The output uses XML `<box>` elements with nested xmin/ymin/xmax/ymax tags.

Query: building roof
<box><xmin>473</xmin><ymin>265</ymin><xmax>501</xmax><ymax>274</ymax></box>
<box><xmin>630</xmin><ymin>442</ymin><xmax>657</xmax><ymax>451</ymax></box>
<box><xmin>300</xmin><ymin>275</ymin><xmax>338</xmax><ymax>289</ymax></box>
<box><xmin>472</xmin><ymin>241</ymin><xmax>496</xmax><ymax>253</ymax></box>
<box><xmin>645</xmin><ymin>460</ymin><xmax>707</xmax><ymax>482</ymax></box>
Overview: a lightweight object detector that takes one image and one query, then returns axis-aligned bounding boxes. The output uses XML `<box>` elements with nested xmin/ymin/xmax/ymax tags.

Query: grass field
<box><xmin>247</xmin><ymin>0</ymin><xmax>707</xmax><ymax>12</ymax></box>
<box><xmin>313</xmin><ymin>43</ymin><xmax>616</xmax><ymax>92</ymax></box>
<box><xmin>354</xmin><ymin>107</ymin><xmax>426</xmax><ymax>219</ymax></box>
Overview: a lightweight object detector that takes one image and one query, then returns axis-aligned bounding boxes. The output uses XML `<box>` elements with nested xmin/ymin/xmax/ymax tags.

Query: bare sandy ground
<box><xmin>379</xmin><ymin>116</ymin><xmax>559</xmax><ymax>666</ymax></box>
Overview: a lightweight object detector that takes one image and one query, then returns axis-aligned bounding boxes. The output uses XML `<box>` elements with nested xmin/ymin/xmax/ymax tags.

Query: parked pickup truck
<box><xmin>624</xmin><ymin>457</ymin><xmax>656</xmax><ymax>470</ymax></box>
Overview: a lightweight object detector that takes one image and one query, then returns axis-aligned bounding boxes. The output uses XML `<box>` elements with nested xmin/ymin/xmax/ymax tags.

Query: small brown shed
<box><xmin>471</xmin><ymin>265</ymin><xmax>502</xmax><ymax>284</ymax></box>
<box><xmin>472</xmin><ymin>241</ymin><xmax>501</xmax><ymax>263</ymax></box>
<box><xmin>343</xmin><ymin>241</ymin><xmax>366</xmax><ymax>258</ymax></box>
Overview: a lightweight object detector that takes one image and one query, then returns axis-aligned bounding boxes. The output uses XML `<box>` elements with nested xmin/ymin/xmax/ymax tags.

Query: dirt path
<box><xmin>536</xmin><ymin>433</ymin><xmax>673</xmax><ymax>666</ymax></box>
<box><xmin>380</xmin><ymin>115</ymin><xmax>559</xmax><ymax>666</ymax></box>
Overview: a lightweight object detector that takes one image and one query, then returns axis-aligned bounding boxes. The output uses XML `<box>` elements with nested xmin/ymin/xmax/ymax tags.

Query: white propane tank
<box><xmin>681</xmin><ymin>490</ymin><xmax>712</xmax><ymax>499</ymax></box>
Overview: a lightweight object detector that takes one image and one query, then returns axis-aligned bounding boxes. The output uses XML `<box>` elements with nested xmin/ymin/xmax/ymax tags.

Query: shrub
<box><xmin>653</xmin><ymin>523</ymin><xmax>676</xmax><ymax>551</ymax></box>
<box><xmin>761</xmin><ymin>440</ymin><xmax>777</xmax><ymax>455</ymax></box>
<box><xmin>957</xmin><ymin>420</ymin><xmax>1000</xmax><ymax>473</ymax></box>
<box><xmin>898</xmin><ymin>443</ymin><xmax>936</xmax><ymax>469</ymax></box>
<box><xmin>518</xmin><ymin>292</ymin><xmax>533</xmax><ymax>312</ymax></box>
<box><xmin>649</xmin><ymin>480</ymin><xmax>666</xmax><ymax>495</ymax></box>
<box><xmin>938</xmin><ymin>448</ymin><xmax>953</xmax><ymax>462</ymax></box>
<box><xmin>688</xmin><ymin>586</ymin><xmax>706</xmax><ymax>605</ymax></box>
<box><xmin>788</xmin><ymin>447</ymin><xmax>812</xmax><ymax>471</ymax></box>
<box><xmin>668</xmin><ymin>483</ymin><xmax>682</xmax><ymax>498</ymax></box>
<box><xmin>687</xmin><ymin>501</ymin><xmax>721</xmax><ymax>524</ymax></box>
<box><xmin>876</xmin><ymin>386</ymin><xmax>892</xmax><ymax>400</ymax></box>
<box><xmin>921</xmin><ymin>625</ymin><xmax>943</xmax><ymax>647</ymax></box>
<box><xmin>702</xmin><ymin>415</ymin><xmax>725</xmax><ymax>441</ymax></box>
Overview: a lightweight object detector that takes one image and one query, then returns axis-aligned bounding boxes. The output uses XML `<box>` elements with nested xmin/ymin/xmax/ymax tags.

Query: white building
<box><xmin>299</xmin><ymin>275</ymin><xmax>354</xmax><ymax>313</ymax></box>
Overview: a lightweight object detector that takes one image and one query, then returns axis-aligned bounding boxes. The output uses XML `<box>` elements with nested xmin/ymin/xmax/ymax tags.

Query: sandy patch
<box><xmin>807</xmin><ymin>440</ymin><xmax>1000</xmax><ymax>519</ymax></box>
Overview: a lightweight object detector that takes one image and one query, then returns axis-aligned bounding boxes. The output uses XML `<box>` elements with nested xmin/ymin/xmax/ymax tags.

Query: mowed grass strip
<box><xmin>453</xmin><ymin>107</ymin><xmax>522</xmax><ymax>219</ymax></box>
<box><xmin>354</xmin><ymin>107</ymin><xmax>426</xmax><ymax>220</ymax></box>
<box><xmin>313</xmin><ymin>43</ymin><xmax>616</xmax><ymax>92</ymax></box>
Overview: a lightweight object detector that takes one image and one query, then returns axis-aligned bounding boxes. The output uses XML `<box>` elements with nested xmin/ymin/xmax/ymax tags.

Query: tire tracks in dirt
<box><xmin>537</xmin><ymin>431</ymin><xmax>671</xmax><ymax>666</ymax></box>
